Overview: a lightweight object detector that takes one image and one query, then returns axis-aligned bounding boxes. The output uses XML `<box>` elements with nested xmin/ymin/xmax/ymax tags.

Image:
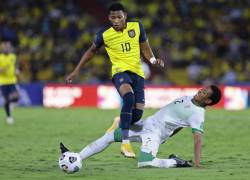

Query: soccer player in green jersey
<box><xmin>60</xmin><ymin>85</ymin><xmax>222</xmax><ymax>169</ymax></box>
<box><xmin>66</xmin><ymin>2</ymin><xmax>164</xmax><ymax>158</ymax></box>
<box><xmin>0</xmin><ymin>41</ymin><xmax>19</xmax><ymax>124</ymax></box>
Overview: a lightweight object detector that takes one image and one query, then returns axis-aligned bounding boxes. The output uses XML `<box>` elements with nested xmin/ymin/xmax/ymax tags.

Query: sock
<box><xmin>122</xmin><ymin>129</ymin><xmax>129</xmax><ymax>141</ymax></box>
<box><xmin>122</xmin><ymin>139</ymin><xmax>130</xmax><ymax>144</ymax></box>
<box><xmin>113</xmin><ymin>128</ymin><xmax>142</xmax><ymax>143</ymax></box>
<box><xmin>4</xmin><ymin>101</ymin><xmax>11</xmax><ymax>117</ymax></box>
<box><xmin>120</xmin><ymin>92</ymin><xmax>134</xmax><ymax>140</ymax></box>
<box><xmin>138</xmin><ymin>151</ymin><xmax>155</xmax><ymax>162</ymax></box>
<box><xmin>79</xmin><ymin>133</ymin><xmax>114</xmax><ymax>161</ymax></box>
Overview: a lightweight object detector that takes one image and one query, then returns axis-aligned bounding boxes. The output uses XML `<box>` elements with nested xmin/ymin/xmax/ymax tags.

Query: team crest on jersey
<box><xmin>128</xmin><ymin>29</ymin><xmax>136</xmax><ymax>38</ymax></box>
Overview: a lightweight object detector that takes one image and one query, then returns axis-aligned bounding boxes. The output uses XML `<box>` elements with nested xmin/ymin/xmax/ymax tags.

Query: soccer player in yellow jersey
<box><xmin>66</xmin><ymin>2</ymin><xmax>164</xmax><ymax>158</ymax></box>
<box><xmin>0</xmin><ymin>41</ymin><xmax>19</xmax><ymax>124</ymax></box>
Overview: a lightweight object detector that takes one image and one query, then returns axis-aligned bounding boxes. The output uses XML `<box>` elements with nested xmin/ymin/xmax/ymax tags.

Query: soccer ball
<box><xmin>58</xmin><ymin>152</ymin><xmax>82</xmax><ymax>173</ymax></box>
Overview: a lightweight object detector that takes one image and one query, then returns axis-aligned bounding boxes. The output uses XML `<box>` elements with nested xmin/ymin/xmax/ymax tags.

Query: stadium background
<box><xmin>1</xmin><ymin>1</ymin><xmax>250</xmax><ymax>180</ymax></box>
<box><xmin>1</xmin><ymin>0</ymin><xmax>250</xmax><ymax>109</ymax></box>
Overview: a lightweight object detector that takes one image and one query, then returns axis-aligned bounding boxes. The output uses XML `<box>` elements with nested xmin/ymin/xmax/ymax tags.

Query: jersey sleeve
<box><xmin>138</xmin><ymin>22</ymin><xmax>147</xmax><ymax>43</ymax></box>
<box><xmin>94</xmin><ymin>30</ymin><xmax>104</xmax><ymax>48</ymax></box>
<box><xmin>188</xmin><ymin>113</ymin><xmax>205</xmax><ymax>134</ymax></box>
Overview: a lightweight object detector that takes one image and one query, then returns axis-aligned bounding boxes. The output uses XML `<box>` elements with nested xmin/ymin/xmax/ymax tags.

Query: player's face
<box><xmin>194</xmin><ymin>86</ymin><xmax>213</xmax><ymax>105</ymax></box>
<box><xmin>0</xmin><ymin>42</ymin><xmax>12</xmax><ymax>53</ymax></box>
<box><xmin>108</xmin><ymin>10</ymin><xmax>127</xmax><ymax>31</ymax></box>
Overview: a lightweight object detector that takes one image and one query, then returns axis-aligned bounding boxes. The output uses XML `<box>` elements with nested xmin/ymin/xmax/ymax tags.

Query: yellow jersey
<box><xmin>94</xmin><ymin>21</ymin><xmax>147</xmax><ymax>78</ymax></box>
<box><xmin>0</xmin><ymin>53</ymin><xmax>17</xmax><ymax>85</ymax></box>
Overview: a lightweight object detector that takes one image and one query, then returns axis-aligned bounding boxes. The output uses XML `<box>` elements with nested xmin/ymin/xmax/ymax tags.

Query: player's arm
<box><xmin>193</xmin><ymin>131</ymin><xmax>203</xmax><ymax>167</ymax></box>
<box><xmin>138</xmin><ymin>21</ymin><xmax>164</xmax><ymax>67</ymax></box>
<box><xmin>140</xmin><ymin>41</ymin><xmax>164</xmax><ymax>67</ymax></box>
<box><xmin>66</xmin><ymin>43</ymin><xmax>98</xmax><ymax>83</ymax></box>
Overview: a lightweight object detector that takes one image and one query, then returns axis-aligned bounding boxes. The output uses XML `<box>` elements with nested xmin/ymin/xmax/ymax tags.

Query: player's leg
<box><xmin>1</xmin><ymin>86</ymin><xmax>10</xmax><ymax>117</ymax></box>
<box><xmin>59</xmin><ymin>133</ymin><xmax>113</xmax><ymax>162</ymax></box>
<box><xmin>131</xmin><ymin>73</ymin><xmax>145</xmax><ymax>125</ymax></box>
<box><xmin>8</xmin><ymin>85</ymin><xmax>19</xmax><ymax>111</ymax></box>
<box><xmin>118</xmin><ymin>84</ymin><xmax>134</xmax><ymax>138</ymax></box>
<box><xmin>119</xmin><ymin>83</ymin><xmax>136</xmax><ymax>157</ymax></box>
<box><xmin>78</xmin><ymin>127</ymin><xmax>142</xmax><ymax>161</ymax></box>
<box><xmin>112</xmin><ymin>72</ymin><xmax>136</xmax><ymax>158</ymax></box>
<box><xmin>9</xmin><ymin>85</ymin><xmax>19</xmax><ymax>103</ymax></box>
<box><xmin>137</xmin><ymin>133</ymin><xmax>177</xmax><ymax>168</ymax></box>
<box><xmin>79</xmin><ymin>132</ymin><xmax>115</xmax><ymax>160</ymax></box>
<box><xmin>137</xmin><ymin>133</ymin><xmax>192</xmax><ymax>168</ymax></box>
<box><xmin>1</xmin><ymin>85</ymin><xmax>18</xmax><ymax>124</ymax></box>
<box><xmin>3</xmin><ymin>97</ymin><xmax>12</xmax><ymax>124</ymax></box>
<box><xmin>7</xmin><ymin>85</ymin><xmax>19</xmax><ymax>124</ymax></box>
<box><xmin>60</xmin><ymin>119</ymin><xmax>143</xmax><ymax>162</ymax></box>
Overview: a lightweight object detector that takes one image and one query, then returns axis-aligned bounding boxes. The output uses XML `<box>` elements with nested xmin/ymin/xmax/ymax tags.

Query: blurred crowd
<box><xmin>1</xmin><ymin>0</ymin><xmax>250</xmax><ymax>85</ymax></box>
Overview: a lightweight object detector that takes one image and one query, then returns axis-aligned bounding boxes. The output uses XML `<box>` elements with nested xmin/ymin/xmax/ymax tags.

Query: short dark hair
<box><xmin>208</xmin><ymin>85</ymin><xmax>222</xmax><ymax>105</ymax></box>
<box><xmin>108</xmin><ymin>2</ymin><xmax>125</xmax><ymax>12</ymax></box>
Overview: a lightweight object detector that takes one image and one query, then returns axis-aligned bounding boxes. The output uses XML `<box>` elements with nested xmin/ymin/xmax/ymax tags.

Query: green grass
<box><xmin>0</xmin><ymin>107</ymin><xmax>250</xmax><ymax>180</ymax></box>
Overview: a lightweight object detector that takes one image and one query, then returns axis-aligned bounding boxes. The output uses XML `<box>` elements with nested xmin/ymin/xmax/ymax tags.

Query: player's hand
<box><xmin>194</xmin><ymin>163</ymin><xmax>201</xmax><ymax>168</ymax></box>
<box><xmin>149</xmin><ymin>57</ymin><xmax>164</xmax><ymax>68</ymax></box>
<box><xmin>65</xmin><ymin>70</ymin><xmax>79</xmax><ymax>84</ymax></box>
<box><xmin>155</xmin><ymin>58</ymin><xmax>164</xmax><ymax>68</ymax></box>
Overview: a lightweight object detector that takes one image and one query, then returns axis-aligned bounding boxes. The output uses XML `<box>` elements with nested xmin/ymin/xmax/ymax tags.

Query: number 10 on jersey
<box><xmin>121</xmin><ymin>43</ymin><xmax>131</xmax><ymax>52</ymax></box>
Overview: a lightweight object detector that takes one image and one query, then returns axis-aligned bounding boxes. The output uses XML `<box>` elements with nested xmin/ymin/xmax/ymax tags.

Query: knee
<box><xmin>9</xmin><ymin>92</ymin><xmax>19</xmax><ymax>102</ymax></box>
<box><xmin>11</xmin><ymin>96</ymin><xmax>19</xmax><ymax>102</ymax></box>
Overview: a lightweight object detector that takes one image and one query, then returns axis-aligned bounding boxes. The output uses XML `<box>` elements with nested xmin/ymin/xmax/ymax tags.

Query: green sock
<box><xmin>114</xmin><ymin>128</ymin><xmax>122</xmax><ymax>142</ymax></box>
<box><xmin>138</xmin><ymin>151</ymin><xmax>155</xmax><ymax>162</ymax></box>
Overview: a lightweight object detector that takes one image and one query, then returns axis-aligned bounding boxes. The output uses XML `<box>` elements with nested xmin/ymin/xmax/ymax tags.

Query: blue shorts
<box><xmin>112</xmin><ymin>71</ymin><xmax>145</xmax><ymax>104</ymax></box>
<box><xmin>0</xmin><ymin>84</ymin><xmax>18</xmax><ymax>99</ymax></box>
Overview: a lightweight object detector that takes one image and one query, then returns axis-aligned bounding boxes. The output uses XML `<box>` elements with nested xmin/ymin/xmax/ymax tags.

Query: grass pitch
<box><xmin>0</xmin><ymin>107</ymin><xmax>250</xmax><ymax>180</ymax></box>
